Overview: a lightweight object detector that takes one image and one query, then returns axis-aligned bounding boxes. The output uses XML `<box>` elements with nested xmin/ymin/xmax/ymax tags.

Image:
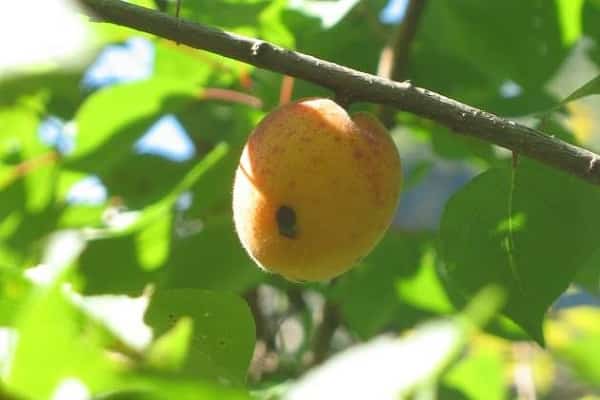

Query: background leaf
<box><xmin>440</xmin><ymin>159</ymin><xmax>600</xmax><ymax>342</ymax></box>
<box><xmin>144</xmin><ymin>288</ymin><xmax>256</xmax><ymax>386</ymax></box>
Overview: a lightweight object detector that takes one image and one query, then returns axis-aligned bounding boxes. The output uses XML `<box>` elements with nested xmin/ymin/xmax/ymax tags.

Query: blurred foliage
<box><xmin>0</xmin><ymin>0</ymin><xmax>600</xmax><ymax>399</ymax></box>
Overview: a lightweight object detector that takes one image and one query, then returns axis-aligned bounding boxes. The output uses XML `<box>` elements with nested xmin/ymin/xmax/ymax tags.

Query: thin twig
<box><xmin>1</xmin><ymin>151</ymin><xmax>59</xmax><ymax>189</ymax></box>
<box><xmin>310</xmin><ymin>301</ymin><xmax>340</xmax><ymax>366</ymax></box>
<box><xmin>77</xmin><ymin>0</ymin><xmax>600</xmax><ymax>186</ymax></box>
<box><xmin>199</xmin><ymin>87</ymin><xmax>262</xmax><ymax>108</ymax></box>
<box><xmin>378</xmin><ymin>0</ymin><xmax>428</xmax><ymax>126</ymax></box>
<box><xmin>279</xmin><ymin>75</ymin><xmax>295</xmax><ymax>105</ymax></box>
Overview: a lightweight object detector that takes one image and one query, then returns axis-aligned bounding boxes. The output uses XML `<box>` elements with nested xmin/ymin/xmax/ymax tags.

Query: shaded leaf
<box><xmin>163</xmin><ymin>216</ymin><xmax>263</xmax><ymax>293</ymax></box>
<box><xmin>439</xmin><ymin>159</ymin><xmax>600</xmax><ymax>343</ymax></box>
<box><xmin>411</xmin><ymin>0</ymin><xmax>567</xmax><ymax>116</ymax></box>
<box><xmin>70</xmin><ymin>79</ymin><xmax>198</xmax><ymax>170</ymax></box>
<box><xmin>332</xmin><ymin>232</ymin><xmax>448</xmax><ymax>339</ymax></box>
<box><xmin>561</xmin><ymin>74</ymin><xmax>600</xmax><ymax>104</ymax></box>
<box><xmin>144</xmin><ymin>288</ymin><xmax>255</xmax><ymax>385</ymax></box>
<box><xmin>79</xmin><ymin>234</ymin><xmax>158</xmax><ymax>295</ymax></box>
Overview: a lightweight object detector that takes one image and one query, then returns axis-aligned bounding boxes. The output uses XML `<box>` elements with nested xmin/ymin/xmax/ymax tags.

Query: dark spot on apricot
<box><xmin>276</xmin><ymin>205</ymin><xmax>297</xmax><ymax>239</ymax></box>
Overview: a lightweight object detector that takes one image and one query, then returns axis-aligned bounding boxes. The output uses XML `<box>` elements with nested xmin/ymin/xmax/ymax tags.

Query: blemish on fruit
<box><xmin>276</xmin><ymin>205</ymin><xmax>297</xmax><ymax>239</ymax></box>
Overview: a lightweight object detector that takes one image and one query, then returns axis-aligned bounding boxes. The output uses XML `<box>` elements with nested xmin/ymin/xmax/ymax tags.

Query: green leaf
<box><xmin>289</xmin><ymin>0</ymin><xmax>361</xmax><ymax>29</ymax></box>
<box><xmin>0</xmin><ymin>267</ymin><xmax>32</xmax><ymax>325</ymax></box>
<box><xmin>429</xmin><ymin>125</ymin><xmax>496</xmax><ymax>163</ymax></box>
<box><xmin>583</xmin><ymin>0</ymin><xmax>600</xmax><ymax>40</ymax></box>
<box><xmin>395</xmin><ymin>247</ymin><xmax>454</xmax><ymax>315</ymax></box>
<box><xmin>0</xmin><ymin>71</ymin><xmax>84</xmax><ymax>117</ymax></box>
<box><xmin>144</xmin><ymin>288</ymin><xmax>256</xmax><ymax>386</ymax></box>
<box><xmin>443</xmin><ymin>346</ymin><xmax>506</xmax><ymax>400</ymax></box>
<box><xmin>286</xmin><ymin>320</ymin><xmax>466</xmax><ymax>400</ymax></box>
<box><xmin>136</xmin><ymin>213</ymin><xmax>172</xmax><ymax>271</ymax></box>
<box><xmin>574</xmin><ymin>247</ymin><xmax>600</xmax><ymax>295</ymax></box>
<box><xmin>100</xmin><ymin>154</ymin><xmax>190</xmax><ymax>210</ymax></box>
<box><xmin>6</xmin><ymin>284</ymin><xmax>117</xmax><ymax>399</ymax></box>
<box><xmin>132</xmin><ymin>142</ymin><xmax>230</xmax><ymax>232</ymax></box>
<box><xmin>97</xmin><ymin>373</ymin><xmax>252</xmax><ymax>400</ymax></box>
<box><xmin>411</xmin><ymin>0</ymin><xmax>567</xmax><ymax>115</ymax></box>
<box><xmin>547</xmin><ymin>307</ymin><xmax>600</xmax><ymax>384</ymax></box>
<box><xmin>439</xmin><ymin>159</ymin><xmax>600</xmax><ymax>343</ymax></box>
<box><xmin>0</xmin><ymin>105</ymin><xmax>55</xmax><ymax>213</ymax></box>
<box><xmin>153</xmin><ymin>41</ymin><xmax>216</xmax><ymax>85</ymax></box>
<box><xmin>78</xmin><ymin>144</ymin><xmax>231</xmax><ymax>295</ymax></box>
<box><xmin>57</xmin><ymin>204</ymin><xmax>105</xmax><ymax>229</ymax></box>
<box><xmin>556</xmin><ymin>0</ymin><xmax>585</xmax><ymax>45</ymax></box>
<box><xmin>561</xmin><ymin>74</ymin><xmax>600</xmax><ymax>104</ymax></box>
<box><xmin>332</xmin><ymin>233</ymin><xmax>449</xmax><ymax>339</ymax></box>
<box><xmin>163</xmin><ymin>216</ymin><xmax>263</xmax><ymax>293</ymax></box>
<box><xmin>79</xmin><ymin>234</ymin><xmax>158</xmax><ymax>295</ymax></box>
<box><xmin>173</xmin><ymin>0</ymin><xmax>294</xmax><ymax>48</ymax></box>
<box><xmin>70</xmin><ymin>79</ymin><xmax>197</xmax><ymax>170</ymax></box>
<box><xmin>282</xmin><ymin>0</ymin><xmax>387</xmax><ymax>79</ymax></box>
<box><xmin>287</xmin><ymin>288</ymin><xmax>503</xmax><ymax>400</ymax></box>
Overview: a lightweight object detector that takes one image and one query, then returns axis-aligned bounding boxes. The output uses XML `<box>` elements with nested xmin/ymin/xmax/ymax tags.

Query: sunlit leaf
<box><xmin>7</xmin><ymin>284</ymin><xmax>117</xmax><ymax>398</ymax></box>
<box><xmin>546</xmin><ymin>307</ymin><xmax>600</xmax><ymax>384</ymax></box>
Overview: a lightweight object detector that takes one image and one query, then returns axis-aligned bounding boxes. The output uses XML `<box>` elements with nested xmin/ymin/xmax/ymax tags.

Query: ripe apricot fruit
<box><xmin>232</xmin><ymin>98</ymin><xmax>402</xmax><ymax>282</ymax></box>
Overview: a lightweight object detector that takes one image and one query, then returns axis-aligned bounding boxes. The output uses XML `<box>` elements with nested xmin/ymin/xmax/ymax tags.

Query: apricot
<box><xmin>232</xmin><ymin>98</ymin><xmax>402</xmax><ymax>282</ymax></box>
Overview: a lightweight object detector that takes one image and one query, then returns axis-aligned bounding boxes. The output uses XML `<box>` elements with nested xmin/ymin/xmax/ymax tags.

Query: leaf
<box><xmin>574</xmin><ymin>246</ymin><xmax>600</xmax><ymax>295</ymax></box>
<box><xmin>332</xmin><ymin>233</ymin><xmax>450</xmax><ymax>339</ymax></box>
<box><xmin>0</xmin><ymin>267</ymin><xmax>32</xmax><ymax>325</ymax></box>
<box><xmin>78</xmin><ymin>144</ymin><xmax>230</xmax><ymax>295</ymax></box>
<box><xmin>561</xmin><ymin>74</ymin><xmax>600</xmax><ymax>104</ymax></box>
<box><xmin>100</xmin><ymin>154</ymin><xmax>190</xmax><ymax>210</ymax></box>
<box><xmin>99</xmin><ymin>373</ymin><xmax>252</xmax><ymax>400</ymax></box>
<box><xmin>6</xmin><ymin>284</ymin><xmax>117</xmax><ymax>399</ymax></box>
<box><xmin>172</xmin><ymin>0</ymin><xmax>294</xmax><ymax>48</ymax></box>
<box><xmin>0</xmin><ymin>71</ymin><xmax>84</xmax><ymax>117</ymax></box>
<box><xmin>70</xmin><ymin>79</ymin><xmax>198</xmax><ymax>170</ymax></box>
<box><xmin>411</xmin><ymin>0</ymin><xmax>567</xmax><ymax>115</ymax></box>
<box><xmin>144</xmin><ymin>288</ymin><xmax>255</xmax><ymax>386</ymax></box>
<box><xmin>79</xmin><ymin>234</ymin><xmax>158</xmax><ymax>295</ymax></box>
<box><xmin>286</xmin><ymin>288</ymin><xmax>503</xmax><ymax>400</ymax></box>
<box><xmin>546</xmin><ymin>307</ymin><xmax>600</xmax><ymax>384</ymax></box>
<box><xmin>439</xmin><ymin>159</ymin><xmax>600</xmax><ymax>343</ymax></box>
<box><xmin>395</xmin><ymin>247</ymin><xmax>454</xmax><ymax>315</ymax></box>
<box><xmin>442</xmin><ymin>345</ymin><xmax>506</xmax><ymax>400</ymax></box>
<box><xmin>556</xmin><ymin>0</ymin><xmax>585</xmax><ymax>45</ymax></box>
<box><xmin>289</xmin><ymin>0</ymin><xmax>361</xmax><ymax>29</ymax></box>
<box><xmin>136</xmin><ymin>213</ymin><xmax>172</xmax><ymax>271</ymax></box>
<box><xmin>163</xmin><ymin>216</ymin><xmax>263</xmax><ymax>293</ymax></box>
<box><xmin>286</xmin><ymin>321</ymin><xmax>465</xmax><ymax>400</ymax></box>
<box><xmin>429</xmin><ymin>125</ymin><xmax>496</xmax><ymax>162</ymax></box>
<box><xmin>153</xmin><ymin>41</ymin><xmax>216</xmax><ymax>85</ymax></box>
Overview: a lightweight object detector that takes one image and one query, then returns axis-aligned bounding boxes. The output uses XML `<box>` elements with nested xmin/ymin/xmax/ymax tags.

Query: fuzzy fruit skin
<box><xmin>232</xmin><ymin>98</ymin><xmax>402</xmax><ymax>282</ymax></box>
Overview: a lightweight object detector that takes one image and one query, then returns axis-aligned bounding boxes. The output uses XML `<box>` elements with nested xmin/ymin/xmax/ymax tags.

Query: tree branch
<box><xmin>77</xmin><ymin>0</ymin><xmax>600</xmax><ymax>186</ymax></box>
